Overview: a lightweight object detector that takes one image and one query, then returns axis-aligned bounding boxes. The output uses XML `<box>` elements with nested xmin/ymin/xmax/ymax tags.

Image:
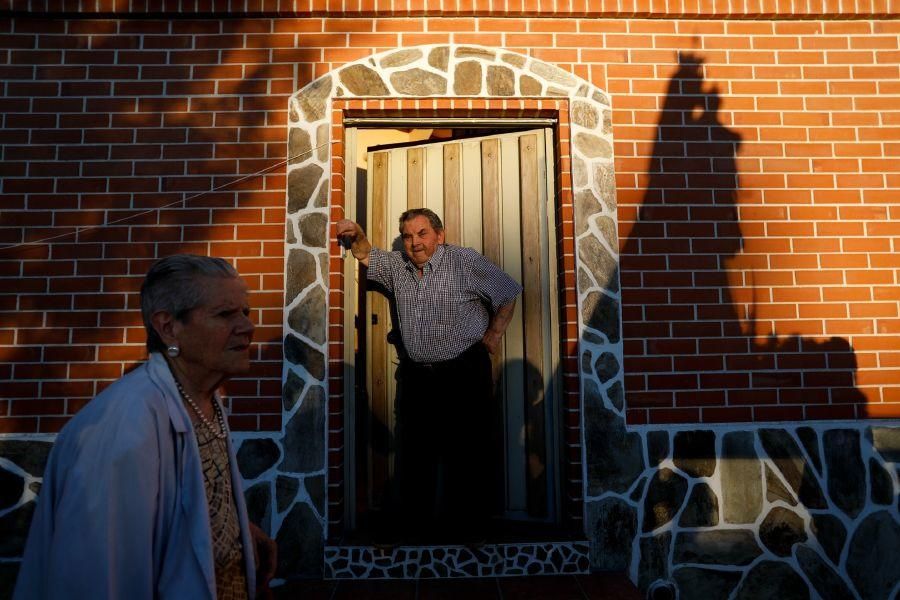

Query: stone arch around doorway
<box><xmin>270</xmin><ymin>45</ymin><xmax>622</xmax><ymax>578</ymax></box>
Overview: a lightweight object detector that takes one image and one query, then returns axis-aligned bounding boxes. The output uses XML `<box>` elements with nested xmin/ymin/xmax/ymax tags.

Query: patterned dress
<box><xmin>195</xmin><ymin>420</ymin><xmax>249</xmax><ymax>600</ymax></box>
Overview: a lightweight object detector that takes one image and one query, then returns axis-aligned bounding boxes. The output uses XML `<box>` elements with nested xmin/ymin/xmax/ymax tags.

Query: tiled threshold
<box><xmin>324</xmin><ymin>542</ymin><xmax>591</xmax><ymax>579</ymax></box>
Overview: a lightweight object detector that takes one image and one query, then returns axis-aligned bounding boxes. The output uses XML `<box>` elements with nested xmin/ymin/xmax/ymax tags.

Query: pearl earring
<box><xmin>166</xmin><ymin>345</ymin><xmax>180</xmax><ymax>358</ymax></box>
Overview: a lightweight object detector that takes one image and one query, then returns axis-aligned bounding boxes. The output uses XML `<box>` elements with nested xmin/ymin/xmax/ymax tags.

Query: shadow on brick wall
<box><xmin>617</xmin><ymin>52</ymin><xmax>865</xmax><ymax>423</ymax></box>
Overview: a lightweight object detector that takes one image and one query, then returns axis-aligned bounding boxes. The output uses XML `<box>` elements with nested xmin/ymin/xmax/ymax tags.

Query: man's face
<box><xmin>401</xmin><ymin>215</ymin><xmax>445</xmax><ymax>269</ymax></box>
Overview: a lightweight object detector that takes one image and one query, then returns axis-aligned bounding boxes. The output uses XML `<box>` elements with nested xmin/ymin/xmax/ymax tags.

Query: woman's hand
<box><xmin>249</xmin><ymin>522</ymin><xmax>277</xmax><ymax>597</ymax></box>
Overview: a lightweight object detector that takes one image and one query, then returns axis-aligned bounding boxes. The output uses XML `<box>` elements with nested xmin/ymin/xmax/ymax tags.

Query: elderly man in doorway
<box><xmin>336</xmin><ymin>208</ymin><xmax>522</xmax><ymax>546</ymax></box>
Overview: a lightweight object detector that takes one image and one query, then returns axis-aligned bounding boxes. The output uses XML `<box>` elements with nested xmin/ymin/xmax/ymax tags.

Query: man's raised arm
<box><xmin>335</xmin><ymin>219</ymin><xmax>372</xmax><ymax>267</ymax></box>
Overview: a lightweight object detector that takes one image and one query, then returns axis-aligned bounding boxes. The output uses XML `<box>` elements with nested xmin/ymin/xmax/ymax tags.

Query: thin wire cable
<box><xmin>0</xmin><ymin>140</ymin><xmax>333</xmax><ymax>252</ymax></box>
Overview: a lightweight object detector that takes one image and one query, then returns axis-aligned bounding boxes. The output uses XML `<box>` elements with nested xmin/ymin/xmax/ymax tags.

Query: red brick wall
<box><xmin>1</xmin><ymin>10</ymin><xmax>898</xmax><ymax>432</ymax></box>
<box><xmin>612</xmin><ymin>20</ymin><xmax>900</xmax><ymax>424</ymax></box>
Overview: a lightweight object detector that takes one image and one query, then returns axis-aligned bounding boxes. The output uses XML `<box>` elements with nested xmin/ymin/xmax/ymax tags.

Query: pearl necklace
<box><xmin>173</xmin><ymin>378</ymin><xmax>228</xmax><ymax>440</ymax></box>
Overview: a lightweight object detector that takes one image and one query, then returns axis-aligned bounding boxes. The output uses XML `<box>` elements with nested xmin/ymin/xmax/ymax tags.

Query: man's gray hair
<box><xmin>398</xmin><ymin>208</ymin><xmax>443</xmax><ymax>234</ymax></box>
<box><xmin>140</xmin><ymin>254</ymin><xmax>238</xmax><ymax>353</ymax></box>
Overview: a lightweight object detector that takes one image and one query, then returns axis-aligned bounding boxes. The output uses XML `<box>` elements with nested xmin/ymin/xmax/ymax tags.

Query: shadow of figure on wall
<box><xmin>619</xmin><ymin>52</ymin><xmax>865</xmax><ymax>421</ymax></box>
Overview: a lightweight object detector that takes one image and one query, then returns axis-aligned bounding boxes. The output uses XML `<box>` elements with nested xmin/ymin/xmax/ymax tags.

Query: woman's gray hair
<box><xmin>140</xmin><ymin>254</ymin><xmax>239</xmax><ymax>353</ymax></box>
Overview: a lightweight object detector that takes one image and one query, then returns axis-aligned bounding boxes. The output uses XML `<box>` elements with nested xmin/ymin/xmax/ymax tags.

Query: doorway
<box><xmin>343</xmin><ymin>122</ymin><xmax>563</xmax><ymax>542</ymax></box>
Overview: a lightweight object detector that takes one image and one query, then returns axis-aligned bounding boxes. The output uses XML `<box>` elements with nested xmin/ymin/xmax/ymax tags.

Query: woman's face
<box><xmin>173</xmin><ymin>277</ymin><xmax>255</xmax><ymax>381</ymax></box>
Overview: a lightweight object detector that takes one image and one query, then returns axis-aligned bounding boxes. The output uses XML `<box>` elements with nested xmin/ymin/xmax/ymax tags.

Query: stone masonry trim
<box><xmin>276</xmin><ymin>44</ymin><xmax>619</xmax><ymax>579</ymax></box>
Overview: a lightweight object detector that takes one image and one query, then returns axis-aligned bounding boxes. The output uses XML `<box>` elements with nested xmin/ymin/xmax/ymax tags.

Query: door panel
<box><xmin>461</xmin><ymin>140</ymin><xmax>484</xmax><ymax>253</ymax></box>
<box><xmin>407</xmin><ymin>147</ymin><xmax>424</xmax><ymax>208</ymax></box>
<box><xmin>367</xmin><ymin>151</ymin><xmax>392</xmax><ymax>506</ymax></box>
<box><xmin>364</xmin><ymin>128</ymin><xmax>559</xmax><ymax>521</ymax></box>
<box><xmin>440</xmin><ymin>144</ymin><xmax>460</xmax><ymax>244</ymax></box>
<box><xmin>498</xmin><ymin>135</ymin><xmax>528</xmax><ymax>514</ymax></box>
<box><xmin>519</xmin><ymin>134</ymin><xmax>548</xmax><ymax>517</ymax></box>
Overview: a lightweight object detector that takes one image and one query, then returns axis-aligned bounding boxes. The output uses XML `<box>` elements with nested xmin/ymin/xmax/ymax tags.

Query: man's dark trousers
<box><xmin>395</xmin><ymin>342</ymin><xmax>495</xmax><ymax>543</ymax></box>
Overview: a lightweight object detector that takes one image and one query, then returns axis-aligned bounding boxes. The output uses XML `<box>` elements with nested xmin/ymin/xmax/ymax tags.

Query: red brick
<box><xmin>0</xmin><ymin>417</ymin><xmax>39</xmax><ymax>433</ymax></box>
<box><xmin>648</xmin><ymin>408</ymin><xmax>700</xmax><ymax>423</ymax></box>
<box><xmin>754</xmin><ymin>405</ymin><xmax>804</xmax><ymax>421</ymax></box>
<box><xmin>11</xmin><ymin>399</ymin><xmax>66</xmax><ymax>416</ymax></box>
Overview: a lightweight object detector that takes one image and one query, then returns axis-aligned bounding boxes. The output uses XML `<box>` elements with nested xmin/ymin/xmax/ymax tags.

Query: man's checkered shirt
<box><xmin>366</xmin><ymin>244</ymin><xmax>522</xmax><ymax>363</ymax></box>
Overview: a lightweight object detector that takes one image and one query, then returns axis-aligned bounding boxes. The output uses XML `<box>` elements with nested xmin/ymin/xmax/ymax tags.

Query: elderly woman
<box><xmin>15</xmin><ymin>254</ymin><xmax>276</xmax><ymax>600</ymax></box>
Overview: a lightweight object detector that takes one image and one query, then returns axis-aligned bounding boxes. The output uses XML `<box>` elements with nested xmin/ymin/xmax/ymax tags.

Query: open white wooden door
<box><xmin>360</xmin><ymin>129</ymin><xmax>560</xmax><ymax>522</ymax></box>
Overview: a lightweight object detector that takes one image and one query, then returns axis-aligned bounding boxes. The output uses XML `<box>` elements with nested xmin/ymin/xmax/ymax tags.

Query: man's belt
<box><xmin>407</xmin><ymin>342</ymin><xmax>485</xmax><ymax>370</ymax></box>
